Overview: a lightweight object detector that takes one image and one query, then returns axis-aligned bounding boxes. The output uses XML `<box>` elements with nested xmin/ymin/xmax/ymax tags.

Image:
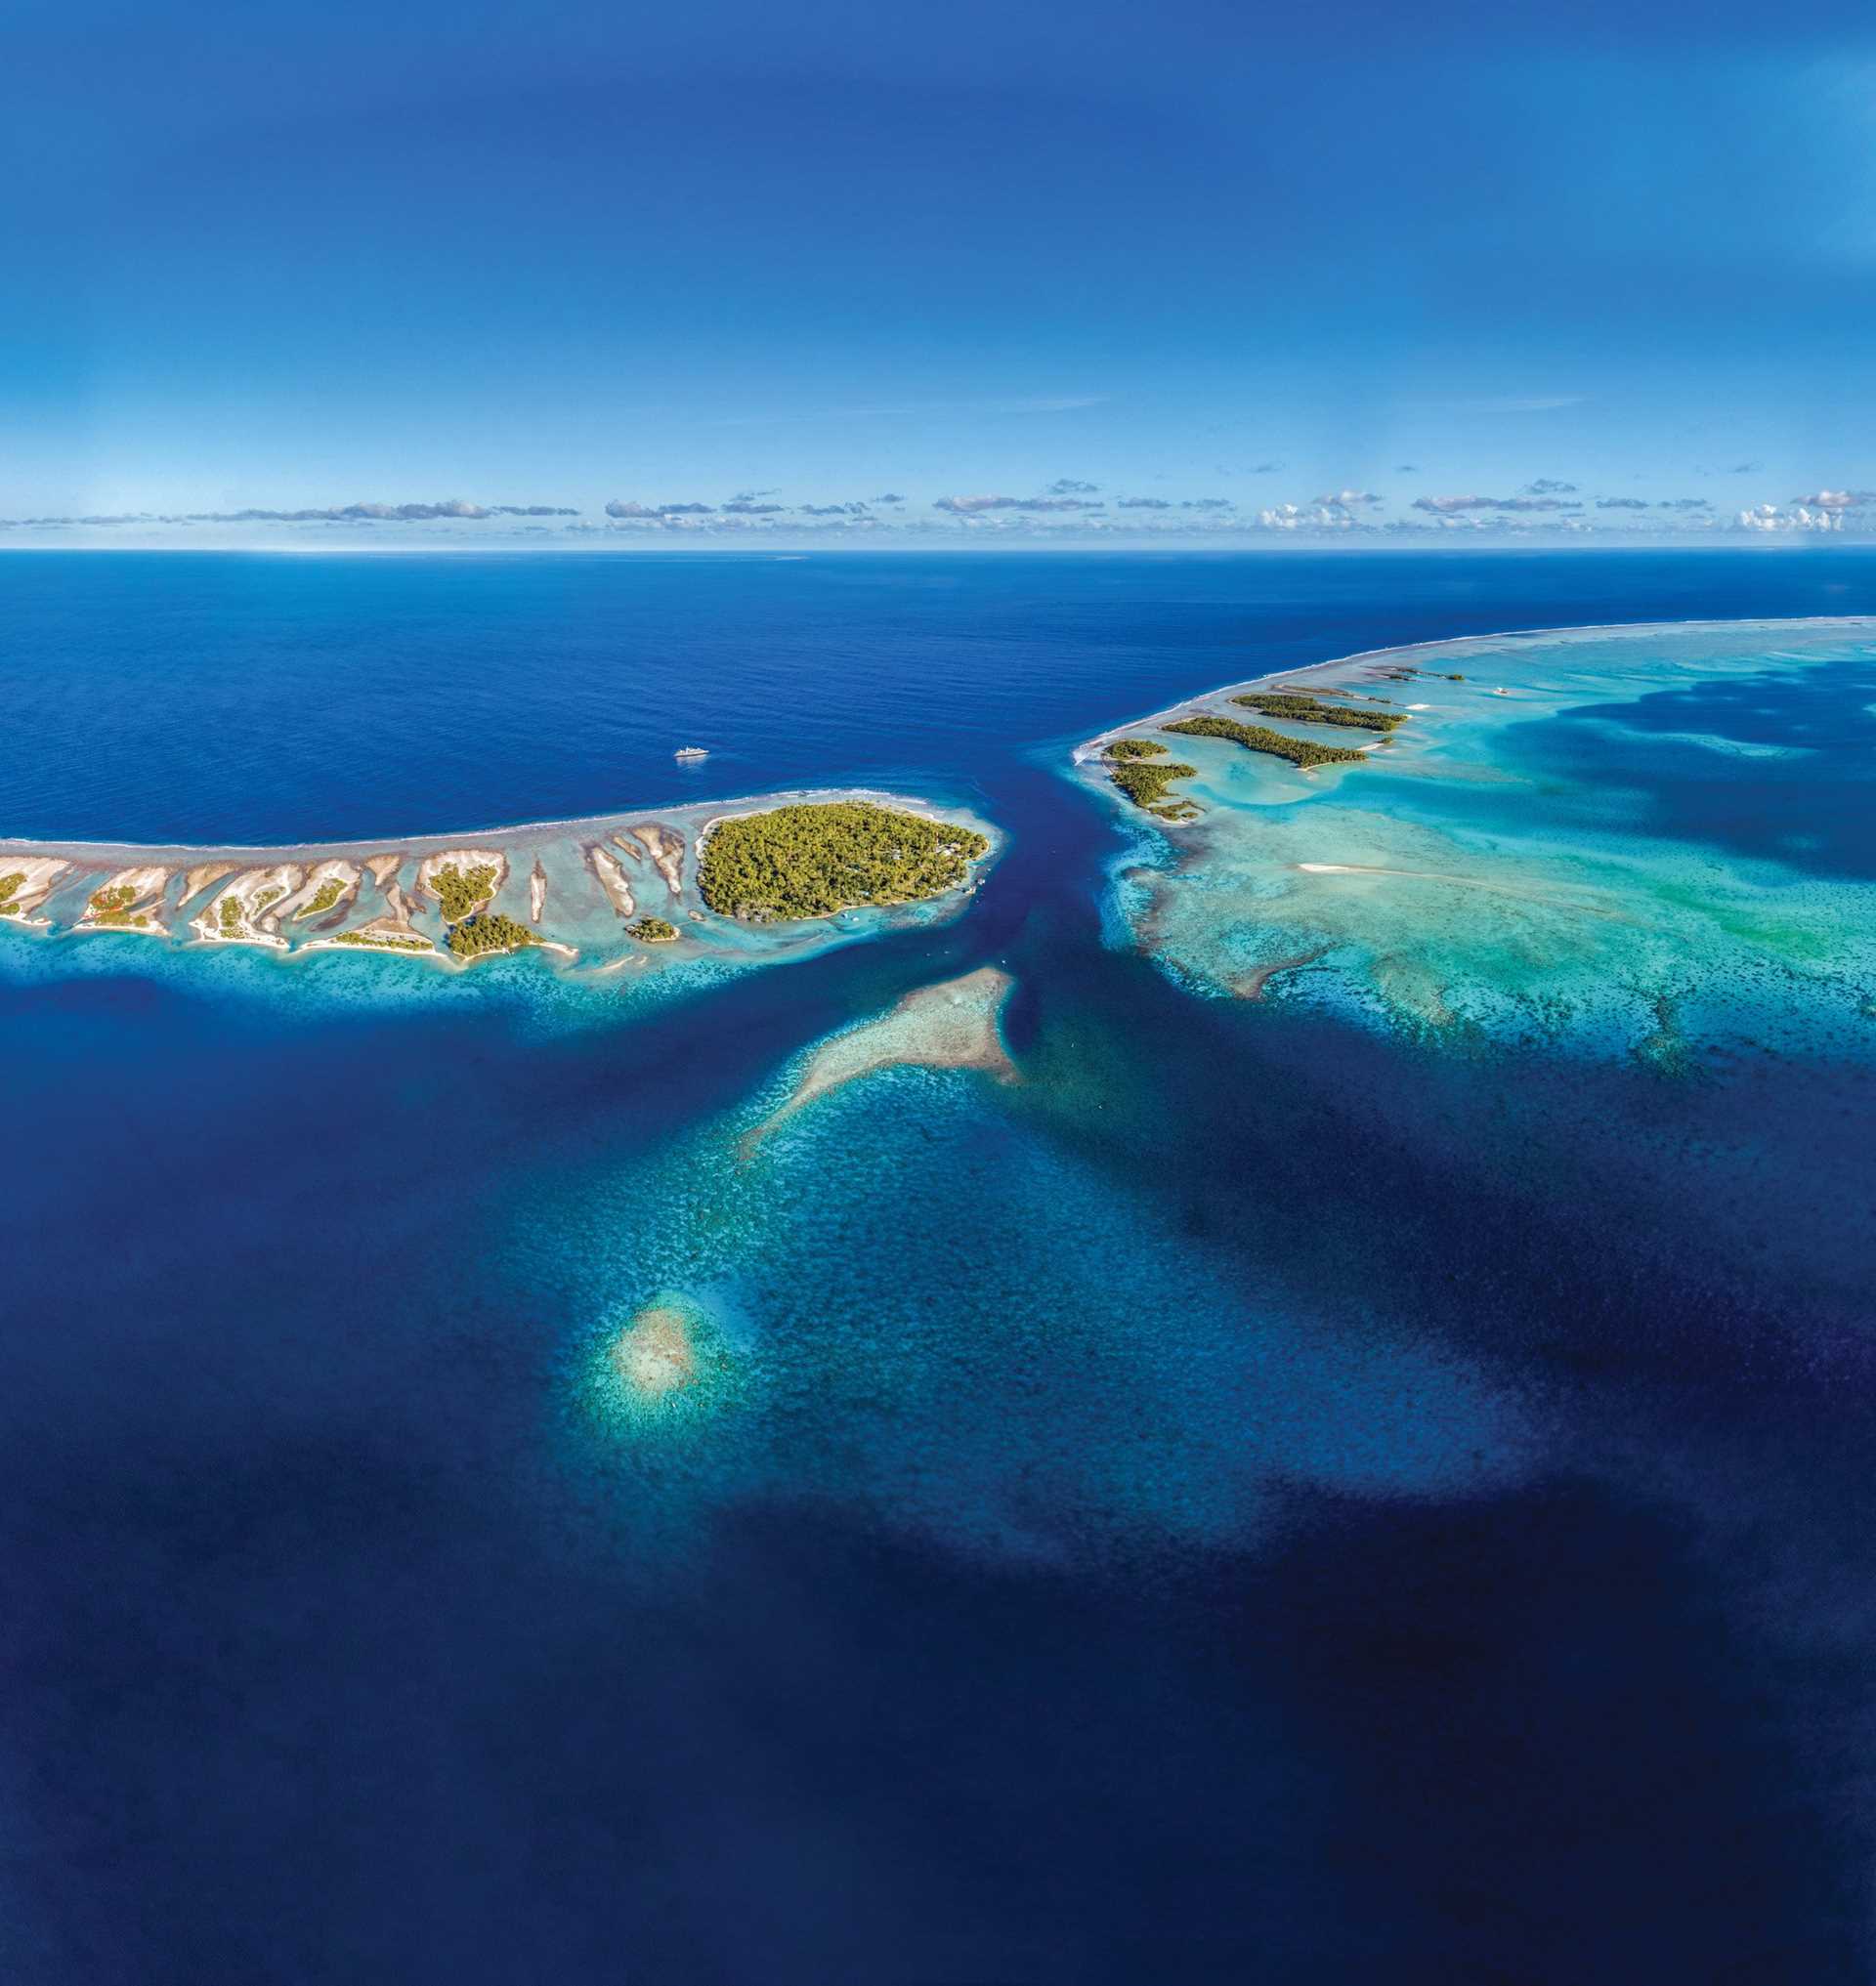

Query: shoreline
<box><xmin>0</xmin><ymin>784</ymin><xmax>1002</xmax><ymax>981</ymax></box>
<box><xmin>0</xmin><ymin>782</ymin><xmax>992</xmax><ymax>867</ymax></box>
<box><xmin>1078</xmin><ymin>613</ymin><xmax>1876</xmax><ymax>1042</ymax></box>
<box><xmin>1072</xmin><ymin>612</ymin><xmax>1876</xmax><ymax>764</ymax></box>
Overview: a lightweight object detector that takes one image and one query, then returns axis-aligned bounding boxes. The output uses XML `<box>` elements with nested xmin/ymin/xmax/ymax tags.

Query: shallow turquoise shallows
<box><xmin>1083</xmin><ymin>617</ymin><xmax>1876</xmax><ymax>1060</ymax></box>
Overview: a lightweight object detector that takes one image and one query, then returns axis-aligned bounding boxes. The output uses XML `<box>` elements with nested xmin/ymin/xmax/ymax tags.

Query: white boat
<box><xmin>673</xmin><ymin>746</ymin><xmax>709</xmax><ymax>761</ymax></box>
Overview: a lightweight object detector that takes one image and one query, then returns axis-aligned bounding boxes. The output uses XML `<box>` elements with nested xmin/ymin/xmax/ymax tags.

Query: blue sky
<box><xmin>9</xmin><ymin>0</ymin><xmax>1876</xmax><ymax>543</ymax></box>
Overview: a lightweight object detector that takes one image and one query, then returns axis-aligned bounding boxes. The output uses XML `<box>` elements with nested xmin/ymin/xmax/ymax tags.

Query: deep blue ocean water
<box><xmin>5</xmin><ymin>550</ymin><xmax>1876</xmax><ymax>1982</ymax></box>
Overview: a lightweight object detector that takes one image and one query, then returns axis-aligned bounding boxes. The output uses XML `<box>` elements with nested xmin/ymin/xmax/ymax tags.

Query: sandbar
<box><xmin>629</xmin><ymin>823</ymin><xmax>686</xmax><ymax>897</ymax></box>
<box><xmin>745</xmin><ymin>964</ymin><xmax>1016</xmax><ymax>1153</ymax></box>
<box><xmin>587</xmin><ymin>843</ymin><xmax>636</xmax><ymax>918</ymax></box>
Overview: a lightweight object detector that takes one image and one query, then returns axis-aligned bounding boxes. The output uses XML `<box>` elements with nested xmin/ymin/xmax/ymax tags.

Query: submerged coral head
<box><xmin>612</xmin><ymin>1305</ymin><xmax>699</xmax><ymax>1399</ymax></box>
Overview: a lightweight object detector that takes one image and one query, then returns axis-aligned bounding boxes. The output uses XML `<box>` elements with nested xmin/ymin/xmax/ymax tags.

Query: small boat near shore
<box><xmin>674</xmin><ymin>745</ymin><xmax>710</xmax><ymax>761</ymax></box>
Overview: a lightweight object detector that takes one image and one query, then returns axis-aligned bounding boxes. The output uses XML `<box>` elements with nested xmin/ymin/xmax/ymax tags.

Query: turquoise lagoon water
<box><xmin>4</xmin><ymin>554</ymin><xmax>1875</xmax><ymax>1982</ymax></box>
<box><xmin>1095</xmin><ymin>619</ymin><xmax>1876</xmax><ymax>1059</ymax></box>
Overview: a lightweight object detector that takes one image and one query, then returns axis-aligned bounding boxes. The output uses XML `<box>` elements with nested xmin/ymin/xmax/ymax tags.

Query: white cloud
<box><xmin>1793</xmin><ymin>488</ymin><xmax>1876</xmax><ymax>510</ymax></box>
<box><xmin>1736</xmin><ymin>503</ymin><xmax>1843</xmax><ymax>532</ymax></box>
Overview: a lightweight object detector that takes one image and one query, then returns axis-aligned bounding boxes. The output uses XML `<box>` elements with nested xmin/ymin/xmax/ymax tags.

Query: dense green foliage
<box><xmin>447</xmin><ymin>911</ymin><xmax>538</xmax><ymax>958</ymax></box>
<box><xmin>432</xmin><ymin>863</ymin><xmax>499</xmax><ymax>922</ymax></box>
<box><xmin>1109</xmin><ymin>757</ymin><xmax>1199</xmax><ymax>811</ymax></box>
<box><xmin>698</xmin><ymin>802</ymin><xmax>988</xmax><ymax>922</ymax></box>
<box><xmin>298</xmin><ymin>877</ymin><xmax>346</xmax><ymax>918</ymax></box>
<box><xmin>332</xmin><ymin>929</ymin><xmax>432</xmax><ymax>952</ymax></box>
<box><xmin>627</xmin><ymin>916</ymin><xmax>679</xmax><ymax>942</ymax></box>
<box><xmin>87</xmin><ymin>882</ymin><xmax>151</xmax><ymax>926</ymax></box>
<box><xmin>0</xmin><ymin>872</ymin><xmax>23</xmax><ymax>906</ymax></box>
<box><xmin>218</xmin><ymin>894</ymin><xmax>244</xmax><ymax>935</ymax></box>
<box><xmin>1232</xmin><ymin>692</ymin><xmax>1403</xmax><ymax>733</ymax></box>
<box><xmin>1166</xmin><ymin>714</ymin><xmax>1367</xmax><ymax>769</ymax></box>
<box><xmin>1106</xmin><ymin>738</ymin><xmax>1169</xmax><ymax>761</ymax></box>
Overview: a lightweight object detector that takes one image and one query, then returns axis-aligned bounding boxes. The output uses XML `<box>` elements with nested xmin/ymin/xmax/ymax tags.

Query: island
<box><xmin>1101</xmin><ymin>739</ymin><xmax>1202</xmax><ymax>821</ymax></box>
<box><xmin>1076</xmin><ymin>658</ymin><xmax>1417</xmax><ymax>830</ymax></box>
<box><xmin>1165</xmin><ymin>714</ymin><xmax>1370</xmax><ymax>771</ymax></box>
<box><xmin>1230</xmin><ymin>690</ymin><xmax>1404</xmax><ymax>734</ymax></box>
<box><xmin>0</xmin><ymin>787</ymin><xmax>1000</xmax><ymax>984</ymax></box>
<box><xmin>698</xmin><ymin>800</ymin><xmax>989</xmax><ymax>922</ymax></box>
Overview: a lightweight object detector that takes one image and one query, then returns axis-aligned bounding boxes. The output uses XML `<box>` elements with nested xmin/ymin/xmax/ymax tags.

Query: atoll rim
<box><xmin>1079</xmin><ymin>616</ymin><xmax>1876</xmax><ymax>1056</ymax></box>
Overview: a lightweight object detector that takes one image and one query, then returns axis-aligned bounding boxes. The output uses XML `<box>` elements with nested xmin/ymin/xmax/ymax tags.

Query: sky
<box><xmin>9</xmin><ymin>0</ymin><xmax>1876</xmax><ymax>546</ymax></box>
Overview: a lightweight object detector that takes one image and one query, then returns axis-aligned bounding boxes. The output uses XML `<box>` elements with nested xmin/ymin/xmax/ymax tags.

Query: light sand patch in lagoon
<box><xmin>628</xmin><ymin>823</ymin><xmax>685</xmax><ymax>897</ymax></box>
<box><xmin>182</xmin><ymin>861</ymin><xmax>238</xmax><ymax>905</ymax></box>
<box><xmin>1294</xmin><ymin>862</ymin><xmax>1634</xmax><ymax>920</ymax></box>
<box><xmin>744</xmin><ymin>964</ymin><xmax>1017</xmax><ymax>1155</ymax></box>
<box><xmin>0</xmin><ymin>857</ymin><xmax>70</xmax><ymax>925</ymax></box>
<box><xmin>612</xmin><ymin>1305</ymin><xmax>698</xmax><ymax>1398</ymax></box>
<box><xmin>281</xmin><ymin>859</ymin><xmax>360</xmax><ymax>922</ymax></box>
<box><xmin>587</xmin><ymin>843</ymin><xmax>636</xmax><ymax>918</ymax></box>
<box><xmin>585</xmin><ymin>1293</ymin><xmax>735</xmax><ymax>1429</ymax></box>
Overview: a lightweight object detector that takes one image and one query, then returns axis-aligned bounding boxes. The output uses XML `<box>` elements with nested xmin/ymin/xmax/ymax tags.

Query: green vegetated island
<box><xmin>1091</xmin><ymin>677</ymin><xmax>1437</xmax><ymax>820</ymax></box>
<box><xmin>0</xmin><ymin>794</ymin><xmax>998</xmax><ymax>977</ymax></box>
<box><xmin>698</xmin><ymin>802</ymin><xmax>990</xmax><ymax>921</ymax></box>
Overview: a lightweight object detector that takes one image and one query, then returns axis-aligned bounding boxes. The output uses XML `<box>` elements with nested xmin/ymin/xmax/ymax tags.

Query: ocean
<box><xmin>4</xmin><ymin>548</ymin><xmax>1874</xmax><ymax>1982</ymax></box>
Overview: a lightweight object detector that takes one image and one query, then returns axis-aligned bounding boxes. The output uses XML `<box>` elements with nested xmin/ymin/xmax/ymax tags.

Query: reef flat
<box><xmin>1077</xmin><ymin>617</ymin><xmax>1876</xmax><ymax>1053</ymax></box>
<box><xmin>745</xmin><ymin>964</ymin><xmax>1017</xmax><ymax>1151</ymax></box>
<box><xmin>0</xmin><ymin>789</ymin><xmax>999</xmax><ymax>983</ymax></box>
